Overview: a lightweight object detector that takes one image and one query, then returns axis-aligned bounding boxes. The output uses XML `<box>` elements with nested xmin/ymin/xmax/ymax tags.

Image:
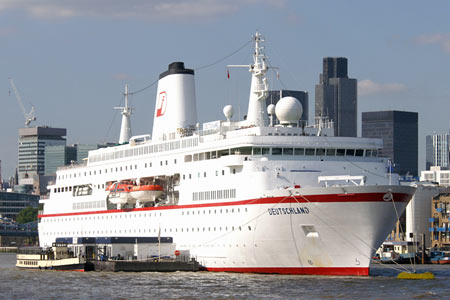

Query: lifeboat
<box><xmin>130</xmin><ymin>184</ymin><xmax>163</xmax><ymax>203</ymax></box>
<box><xmin>105</xmin><ymin>182</ymin><xmax>135</xmax><ymax>204</ymax></box>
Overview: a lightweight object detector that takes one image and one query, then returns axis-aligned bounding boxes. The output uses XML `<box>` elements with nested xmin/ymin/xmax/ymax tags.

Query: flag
<box><xmin>227</xmin><ymin>69</ymin><xmax>230</xmax><ymax>79</ymax></box>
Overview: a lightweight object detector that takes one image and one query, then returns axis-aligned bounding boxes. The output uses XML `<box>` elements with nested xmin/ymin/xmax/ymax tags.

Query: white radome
<box><xmin>223</xmin><ymin>105</ymin><xmax>234</xmax><ymax>121</ymax></box>
<box><xmin>275</xmin><ymin>96</ymin><xmax>303</xmax><ymax>125</ymax></box>
<box><xmin>267</xmin><ymin>104</ymin><xmax>276</xmax><ymax>115</ymax></box>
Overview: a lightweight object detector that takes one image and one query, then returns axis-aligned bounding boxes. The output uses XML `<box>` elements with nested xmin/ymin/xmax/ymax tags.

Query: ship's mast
<box><xmin>228</xmin><ymin>32</ymin><xmax>269</xmax><ymax>127</ymax></box>
<box><xmin>114</xmin><ymin>84</ymin><xmax>133</xmax><ymax>144</ymax></box>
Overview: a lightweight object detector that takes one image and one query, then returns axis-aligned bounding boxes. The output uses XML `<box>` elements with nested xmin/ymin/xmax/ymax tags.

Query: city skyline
<box><xmin>1</xmin><ymin>0</ymin><xmax>450</xmax><ymax>178</ymax></box>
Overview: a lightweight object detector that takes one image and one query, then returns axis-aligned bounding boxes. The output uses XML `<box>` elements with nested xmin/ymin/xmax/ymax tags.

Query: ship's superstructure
<box><xmin>38</xmin><ymin>32</ymin><xmax>416</xmax><ymax>275</ymax></box>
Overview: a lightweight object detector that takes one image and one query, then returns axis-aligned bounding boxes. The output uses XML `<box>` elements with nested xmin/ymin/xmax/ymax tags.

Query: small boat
<box><xmin>106</xmin><ymin>181</ymin><xmax>163</xmax><ymax>205</ymax></box>
<box><xmin>16</xmin><ymin>242</ymin><xmax>86</xmax><ymax>271</ymax></box>
<box><xmin>429</xmin><ymin>251</ymin><xmax>450</xmax><ymax>264</ymax></box>
<box><xmin>130</xmin><ymin>184</ymin><xmax>163</xmax><ymax>203</ymax></box>
<box><xmin>106</xmin><ymin>182</ymin><xmax>135</xmax><ymax>204</ymax></box>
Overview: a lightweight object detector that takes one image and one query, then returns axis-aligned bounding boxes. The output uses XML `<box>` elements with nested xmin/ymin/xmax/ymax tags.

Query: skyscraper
<box><xmin>362</xmin><ymin>110</ymin><xmax>418</xmax><ymax>176</ymax></box>
<box><xmin>44</xmin><ymin>145</ymin><xmax>77</xmax><ymax>176</ymax></box>
<box><xmin>426</xmin><ymin>133</ymin><xmax>450</xmax><ymax>170</ymax></box>
<box><xmin>17</xmin><ymin>126</ymin><xmax>66</xmax><ymax>185</ymax></box>
<box><xmin>315</xmin><ymin>57</ymin><xmax>357</xmax><ymax>137</ymax></box>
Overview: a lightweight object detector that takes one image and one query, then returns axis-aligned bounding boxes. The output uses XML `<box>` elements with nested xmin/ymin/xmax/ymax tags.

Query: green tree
<box><xmin>16</xmin><ymin>207</ymin><xmax>38</xmax><ymax>224</ymax></box>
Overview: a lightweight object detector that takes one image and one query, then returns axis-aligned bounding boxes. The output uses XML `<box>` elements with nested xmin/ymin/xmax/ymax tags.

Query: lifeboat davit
<box><xmin>105</xmin><ymin>182</ymin><xmax>134</xmax><ymax>204</ymax></box>
<box><xmin>130</xmin><ymin>184</ymin><xmax>163</xmax><ymax>203</ymax></box>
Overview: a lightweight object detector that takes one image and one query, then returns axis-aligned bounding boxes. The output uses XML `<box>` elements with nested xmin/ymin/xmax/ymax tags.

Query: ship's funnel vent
<box><xmin>152</xmin><ymin>62</ymin><xmax>197</xmax><ymax>141</ymax></box>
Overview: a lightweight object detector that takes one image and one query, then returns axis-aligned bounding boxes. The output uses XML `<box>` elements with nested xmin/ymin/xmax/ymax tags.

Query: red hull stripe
<box><xmin>203</xmin><ymin>266</ymin><xmax>370</xmax><ymax>276</ymax></box>
<box><xmin>38</xmin><ymin>192</ymin><xmax>411</xmax><ymax>219</ymax></box>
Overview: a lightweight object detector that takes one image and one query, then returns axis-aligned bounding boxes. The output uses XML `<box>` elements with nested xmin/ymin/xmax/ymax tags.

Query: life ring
<box><xmin>174</xmin><ymin>250</ymin><xmax>181</xmax><ymax>256</ymax></box>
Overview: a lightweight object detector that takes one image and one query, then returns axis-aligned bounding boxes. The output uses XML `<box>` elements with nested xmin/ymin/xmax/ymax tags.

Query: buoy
<box><xmin>397</xmin><ymin>271</ymin><xmax>435</xmax><ymax>280</ymax></box>
<box><xmin>174</xmin><ymin>250</ymin><xmax>181</xmax><ymax>256</ymax></box>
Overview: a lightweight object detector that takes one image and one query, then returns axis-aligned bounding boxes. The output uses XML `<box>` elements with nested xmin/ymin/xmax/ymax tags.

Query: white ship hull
<box><xmin>38</xmin><ymin>185</ymin><xmax>414</xmax><ymax>275</ymax></box>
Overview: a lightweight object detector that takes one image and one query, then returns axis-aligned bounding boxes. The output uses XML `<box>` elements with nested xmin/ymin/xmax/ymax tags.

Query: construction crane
<box><xmin>8</xmin><ymin>78</ymin><xmax>36</xmax><ymax>127</ymax></box>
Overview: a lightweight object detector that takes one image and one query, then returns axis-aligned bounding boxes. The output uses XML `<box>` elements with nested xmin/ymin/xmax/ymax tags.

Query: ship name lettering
<box><xmin>267</xmin><ymin>207</ymin><xmax>309</xmax><ymax>216</ymax></box>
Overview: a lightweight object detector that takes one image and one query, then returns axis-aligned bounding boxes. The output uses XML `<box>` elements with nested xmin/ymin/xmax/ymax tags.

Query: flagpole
<box><xmin>158</xmin><ymin>225</ymin><xmax>161</xmax><ymax>261</ymax></box>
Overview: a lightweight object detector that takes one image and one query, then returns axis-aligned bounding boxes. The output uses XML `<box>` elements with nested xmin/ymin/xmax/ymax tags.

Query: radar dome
<box><xmin>275</xmin><ymin>96</ymin><xmax>303</xmax><ymax>125</ymax></box>
<box><xmin>267</xmin><ymin>104</ymin><xmax>276</xmax><ymax>115</ymax></box>
<box><xmin>223</xmin><ymin>105</ymin><xmax>234</xmax><ymax>121</ymax></box>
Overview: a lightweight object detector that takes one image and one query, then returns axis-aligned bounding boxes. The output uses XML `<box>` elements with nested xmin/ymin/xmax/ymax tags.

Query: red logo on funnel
<box><xmin>156</xmin><ymin>91</ymin><xmax>167</xmax><ymax>117</ymax></box>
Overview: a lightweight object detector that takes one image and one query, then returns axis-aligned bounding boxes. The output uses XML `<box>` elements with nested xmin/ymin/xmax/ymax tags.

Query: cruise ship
<box><xmin>38</xmin><ymin>32</ymin><xmax>416</xmax><ymax>276</ymax></box>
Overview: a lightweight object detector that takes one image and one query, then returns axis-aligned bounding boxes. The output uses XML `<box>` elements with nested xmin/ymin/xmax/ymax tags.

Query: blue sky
<box><xmin>0</xmin><ymin>0</ymin><xmax>449</xmax><ymax>179</ymax></box>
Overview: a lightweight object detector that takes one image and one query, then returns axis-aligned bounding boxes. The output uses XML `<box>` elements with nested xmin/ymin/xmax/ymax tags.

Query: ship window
<box><xmin>305</xmin><ymin>148</ymin><xmax>315</xmax><ymax>156</ymax></box>
<box><xmin>218</xmin><ymin>149</ymin><xmax>229</xmax><ymax>157</ymax></box>
<box><xmin>283</xmin><ymin>148</ymin><xmax>293</xmax><ymax>155</ymax></box>
<box><xmin>204</xmin><ymin>172</ymin><xmax>206</xmax><ymax>177</ymax></box>
<box><xmin>326</xmin><ymin>149</ymin><xmax>336</xmax><ymax>156</ymax></box>
<box><xmin>355</xmin><ymin>149</ymin><xmax>364</xmax><ymax>157</ymax></box>
<box><xmin>294</xmin><ymin>148</ymin><xmax>304</xmax><ymax>155</ymax></box>
<box><xmin>150</xmin><ymin>162</ymin><xmax>152</xmax><ymax>167</ymax></box>
<box><xmin>253</xmin><ymin>147</ymin><xmax>262</xmax><ymax>155</ymax></box>
<box><xmin>316</xmin><ymin>148</ymin><xmax>325</xmax><ymax>156</ymax></box>
<box><xmin>189</xmin><ymin>174</ymin><xmax>191</xmax><ymax>179</ymax></box>
<box><xmin>160</xmin><ymin>161</ymin><xmax>163</xmax><ymax>166</ymax></box>
<box><xmin>273</xmin><ymin>148</ymin><xmax>283</xmax><ymax>155</ymax></box>
<box><xmin>199</xmin><ymin>153</ymin><xmax>205</xmax><ymax>160</ymax></box>
<box><xmin>336</xmin><ymin>149</ymin><xmax>345</xmax><ymax>156</ymax></box>
<box><xmin>174</xmin><ymin>159</ymin><xmax>177</xmax><ymax>164</ymax></box>
<box><xmin>205</xmin><ymin>152</ymin><xmax>210</xmax><ymax>160</ymax></box>
<box><xmin>222</xmin><ymin>170</ymin><xmax>225</xmax><ymax>176</ymax></box>
<box><xmin>232</xmin><ymin>169</ymin><xmax>236</xmax><ymax>174</ymax></box>
<box><xmin>183</xmin><ymin>174</ymin><xmax>185</xmax><ymax>180</ymax></box>
<box><xmin>193</xmin><ymin>154</ymin><xmax>199</xmax><ymax>161</ymax></box>
<box><xmin>165</xmin><ymin>160</ymin><xmax>168</xmax><ymax>165</ymax></box>
<box><xmin>372</xmin><ymin>150</ymin><xmax>378</xmax><ymax>157</ymax></box>
<box><xmin>145</xmin><ymin>163</ymin><xmax>147</xmax><ymax>168</ymax></box>
<box><xmin>346</xmin><ymin>149</ymin><xmax>355</xmax><ymax>156</ymax></box>
<box><xmin>185</xmin><ymin>155</ymin><xmax>192</xmax><ymax>162</ymax></box>
<box><xmin>120</xmin><ymin>167</ymin><xmax>122</xmax><ymax>171</ymax></box>
<box><xmin>365</xmin><ymin>150</ymin><xmax>372</xmax><ymax>157</ymax></box>
<box><xmin>262</xmin><ymin>148</ymin><xmax>270</xmax><ymax>155</ymax></box>
<box><xmin>125</xmin><ymin>166</ymin><xmax>128</xmax><ymax>171</ymax></box>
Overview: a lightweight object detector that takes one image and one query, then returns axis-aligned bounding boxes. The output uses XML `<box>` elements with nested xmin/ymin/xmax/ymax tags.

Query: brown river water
<box><xmin>1</xmin><ymin>253</ymin><xmax>449</xmax><ymax>299</ymax></box>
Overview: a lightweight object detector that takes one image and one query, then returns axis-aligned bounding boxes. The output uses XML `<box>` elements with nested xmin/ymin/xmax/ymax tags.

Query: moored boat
<box><xmin>16</xmin><ymin>242</ymin><xmax>86</xmax><ymax>271</ymax></box>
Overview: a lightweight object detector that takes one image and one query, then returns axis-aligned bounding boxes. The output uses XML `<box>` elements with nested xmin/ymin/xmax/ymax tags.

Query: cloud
<box><xmin>0</xmin><ymin>0</ymin><xmax>285</xmax><ymax>19</ymax></box>
<box><xmin>414</xmin><ymin>33</ymin><xmax>450</xmax><ymax>53</ymax></box>
<box><xmin>358</xmin><ymin>79</ymin><xmax>406</xmax><ymax>97</ymax></box>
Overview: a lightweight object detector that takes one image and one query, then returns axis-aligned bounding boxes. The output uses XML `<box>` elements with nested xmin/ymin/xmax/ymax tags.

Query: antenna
<box><xmin>8</xmin><ymin>78</ymin><xmax>36</xmax><ymax>127</ymax></box>
<box><xmin>114</xmin><ymin>84</ymin><xmax>134</xmax><ymax>144</ymax></box>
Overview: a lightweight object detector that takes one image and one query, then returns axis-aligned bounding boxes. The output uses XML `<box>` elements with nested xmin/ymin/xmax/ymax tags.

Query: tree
<box><xmin>16</xmin><ymin>207</ymin><xmax>38</xmax><ymax>224</ymax></box>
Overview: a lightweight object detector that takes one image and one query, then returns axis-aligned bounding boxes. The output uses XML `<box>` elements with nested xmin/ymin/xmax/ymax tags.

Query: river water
<box><xmin>1</xmin><ymin>253</ymin><xmax>449</xmax><ymax>299</ymax></box>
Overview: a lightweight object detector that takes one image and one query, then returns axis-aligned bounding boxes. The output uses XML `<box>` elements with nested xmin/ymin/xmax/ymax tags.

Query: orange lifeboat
<box><xmin>130</xmin><ymin>184</ymin><xmax>163</xmax><ymax>203</ymax></box>
<box><xmin>105</xmin><ymin>182</ymin><xmax>134</xmax><ymax>204</ymax></box>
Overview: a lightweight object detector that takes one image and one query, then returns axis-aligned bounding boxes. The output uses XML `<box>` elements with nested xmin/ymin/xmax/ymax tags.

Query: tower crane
<box><xmin>8</xmin><ymin>78</ymin><xmax>36</xmax><ymax>127</ymax></box>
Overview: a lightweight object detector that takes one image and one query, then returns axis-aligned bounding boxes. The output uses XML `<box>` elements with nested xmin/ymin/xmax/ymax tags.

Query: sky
<box><xmin>0</xmin><ymin>0</ymin><xmax>449</xmax><ymax>179</ymax></box>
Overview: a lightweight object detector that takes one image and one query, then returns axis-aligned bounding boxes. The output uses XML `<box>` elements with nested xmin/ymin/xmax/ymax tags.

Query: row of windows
<box><xmin>43</xmin><ymin>225</ymin><xmax>253</xmax><ymax>237</ymax></box>
<box><xmin>57</xmin><ymin>159</ymin><xmax>177</xmax><ymax>181</ymax></box>
<box><xmin>184</xmin><ymin>147</ymin><xmax>379</xmax><ymax>162</ymax></box>
<box><xmin>89</xmin><ymin>137</ymin><xmax>199</xmax><ymax>163</ymax></box>
<box><xmin>193</xmin><ymin>189</ymin><xmax>237</xmax><ymax>201</ymax></box>
<box><xmin>43</xmin><ymin>207</ymin><xmax>249</xmax><ymax>223</ymax></box>
<box><xmin>18</xmin><ymin>260</ymin><xmax>38</xmax><ymax>266</ymax></box>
